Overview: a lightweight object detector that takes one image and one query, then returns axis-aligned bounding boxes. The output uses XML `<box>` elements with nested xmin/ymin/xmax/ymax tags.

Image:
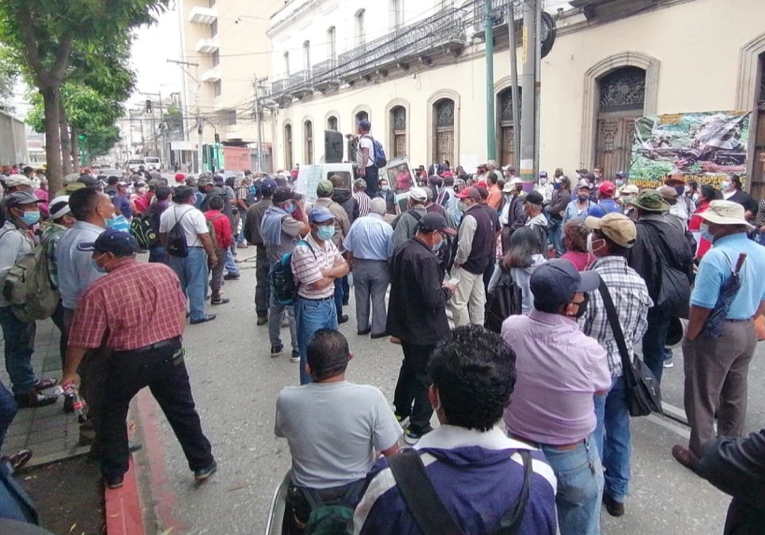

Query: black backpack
<box><xmin>166</xmin><ymin>208</ymin><xmax>190</xmax><ymax>258</ymax></box>
<box><xmin>485</xmin><ymin>270</ymin><xmax>523</xmax><ymax>333</ymax></box>
<box><xmin>130</xmin><ymin>216</ymin><xmax>159</xmax><ymax>250</ymax></box>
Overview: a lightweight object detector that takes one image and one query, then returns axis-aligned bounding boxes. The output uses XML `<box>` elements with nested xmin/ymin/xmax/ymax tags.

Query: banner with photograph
<box><xmin>629</xmin><ymin>111</ymin><xmax>751</xmax><ymax>189</ymax></box>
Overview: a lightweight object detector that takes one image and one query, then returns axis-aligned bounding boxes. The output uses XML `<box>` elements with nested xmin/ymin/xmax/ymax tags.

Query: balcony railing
<box><xmin>473</xmin><ymin>0</ymin><xmax>519</xmax><ymax>29</ymax></box>
<box><xmin>189</xmin><ymin>6</ymin><xmax>217</xmax><ymax>24</ymax></box>
<box><xmin>269</xmin><ymin>7</ymin><xmax>466</xmax><ymax>99</ymax></box>
<box><xmin>195</xmin><ymin>37</ymin><xmax>219</xmax><ymax>54</ymax></box>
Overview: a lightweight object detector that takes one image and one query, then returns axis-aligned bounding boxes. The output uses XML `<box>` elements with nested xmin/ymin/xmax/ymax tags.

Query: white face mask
<box><xmin>721</xmin><ymin>181</ymin><xmax>732</xmax><ymax>191</ymax></box>
<box><xmin>586</xmin><ymin>233</ymin><xmax>604</xmax><ymax>256</ymax></box>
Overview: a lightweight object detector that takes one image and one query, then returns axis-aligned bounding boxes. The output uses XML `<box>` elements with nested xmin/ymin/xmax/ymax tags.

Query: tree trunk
<box><xmin>70</xmin><ymin>126</ymin><xmax>80</xmax><ymax>169</ymax></box>
<box><xmin>42</xmin><ymin>86</ymin><xmax>63</xmax><ymax>194</ymax></box>
<box><xmin>59</xmin><ymin>101</ymin><xmax>72</xmax><ymax>175</ymax></box>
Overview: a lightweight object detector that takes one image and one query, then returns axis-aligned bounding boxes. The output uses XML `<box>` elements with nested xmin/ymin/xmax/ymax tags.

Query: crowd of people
<box><xmin>0</xmin><ymin>149</ymin><xmax>763</xmax><ymax>534</ymax></box>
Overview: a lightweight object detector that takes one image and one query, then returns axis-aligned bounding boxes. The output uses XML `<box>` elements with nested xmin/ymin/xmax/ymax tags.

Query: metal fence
<box><xmin>0</xmin><ymin>110</ymin><xmax>29</xmax><ymax>166</ymax></box>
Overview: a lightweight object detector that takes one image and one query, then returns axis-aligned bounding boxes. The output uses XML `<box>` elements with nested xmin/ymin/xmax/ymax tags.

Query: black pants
<box><xmin>50</xmin><ymin>301</ymin><xmax>67</xmax><ymax>370</ymax></box>
<box><xmin>101</xmin><ymin>339</ymin><xmax>214</xmax><ymax>480</ymax></box>
<box><xmin>255</xmin><ymin>244</ymin><xmax>270</xmax><ymax>318</ymax></box>
<box><xmin>363</xmin><ymin>166</ymin><xmax>379</xmax><ymax>198</ymax></box>
<box><xmin>393</xmin><ymin>342</ymin><xmax>436</xmax><ymax>434</ymax></box>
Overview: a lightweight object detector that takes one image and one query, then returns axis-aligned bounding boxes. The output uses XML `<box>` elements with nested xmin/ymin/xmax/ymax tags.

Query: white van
<box><xmin>145</xmin><ymin>157</ymin><xmax>161</xmax><ymax>171</ymax></box>
<box><xmin>126</xmin><ymin>158</ymin><xmax>145</xmax><ymax>172</ymax></box>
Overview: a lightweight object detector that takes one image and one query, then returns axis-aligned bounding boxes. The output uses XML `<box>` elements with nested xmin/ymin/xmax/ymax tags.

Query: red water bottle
<box><xmin>64</xmin><ymin>384</ymin><xmax>87</xmax><ymax>422</ymax></box>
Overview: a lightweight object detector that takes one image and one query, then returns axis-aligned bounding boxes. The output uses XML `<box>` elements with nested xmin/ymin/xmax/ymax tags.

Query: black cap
<box><xmin>3</xmin><ymin>191</ymin><xmax>42</xmax><ymax>209</ymax></box>
<box><xmin>418</xmin><ymin>213</ymin><xmax>457</xmax><ymax>235</ymax></box>
<box><xmin>272</xmin><ymin>186</ymin><xmax>299</xmax><ymax>203</ymax></box>
<box><xmin>77</xmin><ymin>228</ymin><xmax>140</xmax><ymax>257</ymax></box>
<box><xmin>530</xmin><ymin>259</ymin><xmax>601</xmax><ymax>307</ymax></box>
<box><xmin>525</xmin><ymin>191</ymin><xmax>544</xmax><ymax>205</ymax></box>
<box><xmin>78</xmin><ymin>175</ymin><xmax>99</xmax><ymax>187</ymax></box>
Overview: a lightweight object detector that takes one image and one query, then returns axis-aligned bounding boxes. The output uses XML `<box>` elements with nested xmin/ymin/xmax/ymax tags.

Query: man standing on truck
<box><xmin>355</xmin><ymin>120</ymin><xmax>379</xmax><ymax>198</ymax></box>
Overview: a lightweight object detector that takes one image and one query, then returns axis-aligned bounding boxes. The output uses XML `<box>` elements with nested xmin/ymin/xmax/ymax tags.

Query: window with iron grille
<box><xmin>213</xmin><ymin>80</ymin><xmax>222</xmax><ymax>97</ymax></box>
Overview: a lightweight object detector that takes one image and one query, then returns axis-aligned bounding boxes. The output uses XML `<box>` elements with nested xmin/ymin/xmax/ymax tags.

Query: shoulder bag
<box><xmin>598</xmin><ymin>279</ymin><xmax>663</xmax><ymax>417</ymax></box>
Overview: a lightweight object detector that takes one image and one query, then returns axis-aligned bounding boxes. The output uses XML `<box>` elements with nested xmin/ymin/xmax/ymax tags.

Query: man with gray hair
<box><xmin>353</xmin><ymin>178</ymin><xmax>371</xmax><ymax>219</ymax></box>
<box><xmin>344</xmin><ymin>198</ymin><xmax>393</xmax><ymax>339</ymax></box>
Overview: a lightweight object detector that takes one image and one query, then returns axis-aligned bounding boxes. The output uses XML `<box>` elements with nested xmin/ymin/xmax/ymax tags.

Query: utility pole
<box><xmin>167</xmin><ymin>59</ymin><xmax>199</xmax><ymax>170</ymax></box>
<box><xmin>520</xmin><ymin>0</ymin><xmax>539</xmax><ymax>187</ymax></box>
<box><xmin>508</xmin><ymin>0</ymin><xmax>521</xmax><ymax>165</ymax></box>
<box><xmin>253</xmin><ymin>76</ymin><xmax>262</xmax><ymax>173</ymax></box>
<box><xmin>485</xmin><ymin>0</ymin><xmax>496</xmax><ymax>162</ymax></box>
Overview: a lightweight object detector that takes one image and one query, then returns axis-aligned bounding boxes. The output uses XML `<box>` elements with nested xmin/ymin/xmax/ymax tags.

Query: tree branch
<box><xmin>17</xmin><ymin>5</ymin><xmax>44</xmax><ymax>85</ymax></box>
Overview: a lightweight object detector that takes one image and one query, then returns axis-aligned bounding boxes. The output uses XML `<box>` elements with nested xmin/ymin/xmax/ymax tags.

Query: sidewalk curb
<box><xmin>104</xmin><ymin>456</ymin><xmax>145</xmax><ymax>535</ymax></box>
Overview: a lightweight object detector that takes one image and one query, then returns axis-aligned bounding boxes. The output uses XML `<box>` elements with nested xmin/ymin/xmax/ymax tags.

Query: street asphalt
<box><xmin>134</xmin><ymin>256</ymin><xmax>761</xmax><ymax>535</ymax></box>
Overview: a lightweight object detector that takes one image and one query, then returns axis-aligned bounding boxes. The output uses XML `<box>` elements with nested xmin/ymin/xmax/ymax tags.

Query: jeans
<box><xmin>295</xmin><ymin>297</ymin><xmax>338</xmax><ymax>385</ymax></box>
<box><xmin>225</xmin><ymin>248</ymin><xmax>240</xmax><ymax>276</ymax></box>
<box><xmin>268</xmin><ymin>296</ymin><xmax>298</xmax><ymax>353</ymax></box>
<box><xmin>0</xmin><ymin>307</ymin><xmax>37</xmax><ymax>396</ymax></box>
<box><xmin>393</xmin><ymin>343</ymin><xmax>436</xmax><ymax>434</ymax></box>
<box><xmin>333</xmin><ymin>280</ymin><xmax>345</xmax><ymax>318</ymax></box>
<box><xmin>542</xmin><ymin>435</ymin><xmax>603</xmax><ymax>535</ymax></box>
<box><xmin>101</xmin><ymin>341</ymin><xmax>214</xmax><ymax>480</ymax></box>
<box><xmin>593</xmin><ymin>375</ymin><xmax>631</xmax><ymax>502</ymax></box>
<box><xmin>168</xmin><ymin>247</ymin><xmax>209</xmax><ymax>322</ymax></box>
<box><xmin>550</xmin><ymin>222</ymin><xmax>564</xmax><ymax>257</ymax></box>
<box><xmin>352</xmin><ymin>259</ymin><xmax>390</xmax><ymax>334</ymax></box>
<box><xmin>149</xmin><ymin>245</ymin><xmax>168</xmax><ymax>264</ymax></box>
<box><xmin>363</xmin><ymin>166</ymin><xmax>379</xmax><ymax>198</ymax></box>
<box><xmin>255</xmin><ymin>245</ymin><xmax>270</xmax><ymax>318</ymax></box>
<box><xmin>51</xmin><ymin>300</ymin><xmax>67</xmax><ymax>369</ymax></box>
<box><xmin>642</xmin><ymin>307</ymin><xmax>671</xmax><ymax>383</ymax></box>
<box><xmin>0</xmin><ymin>382</ymin><xmax>17</xmax><ymax>448</ymax></box>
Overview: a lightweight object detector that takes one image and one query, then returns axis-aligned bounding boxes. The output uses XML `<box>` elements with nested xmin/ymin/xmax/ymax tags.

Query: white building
<box><xmin>265</xmin><ymin>0</ymin><xmax>765</xmax><ymax>198</ymax></box>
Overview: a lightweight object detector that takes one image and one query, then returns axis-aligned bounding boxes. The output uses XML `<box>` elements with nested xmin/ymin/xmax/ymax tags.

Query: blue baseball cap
<box><xmin>259</xmin><ymin>178</ymin><xmax>277</xmax><ymax>195</ymax></box>
<box><xmin>77</xmin><ymin>228</ymin><xmax>140</xmax><ymax>256</ymax></box>
<box><xmin>308</xmin><ymin>206</ymin><xmax>335</xmax><ymax>224</ymax></box>
<box><xmin>530</xmin><ymin>259</ymin><xmax>601</xmax><ymax>307</ymax></box>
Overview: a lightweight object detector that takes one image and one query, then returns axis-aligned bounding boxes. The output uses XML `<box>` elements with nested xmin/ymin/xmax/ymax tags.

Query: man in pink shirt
<box><xmin>502</xmin><ymin>259</ymin><xmax>611</xmax><ymax>535</ymax></box>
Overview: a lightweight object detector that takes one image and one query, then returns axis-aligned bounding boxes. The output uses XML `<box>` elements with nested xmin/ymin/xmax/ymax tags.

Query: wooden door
<box><xmin>436</xmin><ymin>130</ymin><xmax>454</xmax><ymax>167</ymax></box>
<box><xmin>500</xmin><ymin>125</ymin><xmax>515</xmax><ymax>167</ymax></box>
<box><xmin>595</xmin><ymin>113</ymin><xmax>637</xmax><ymax>180</ymax></box>
<box><xmin>394</xmin><ymin>133</ymin><xmax>406</xmax><ymax>158</ymax></box>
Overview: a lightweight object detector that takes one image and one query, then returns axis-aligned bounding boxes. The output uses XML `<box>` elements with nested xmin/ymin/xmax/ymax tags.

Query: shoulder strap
<box><xmin>409</xmin><ymin>210</ymin><xmax>423</xmax><ymax>222</ymax></box>
<box><xmin>492</xmin><ymin>450</ymin><xmax>532</xmax><ymax>535</ymax></box>
<box><xmin>294</xmin><ymin>239</ymin><xmax>316</xmax><ymax>258</ymax></box>
<box><xmin>386</xmin><ymin>450</ymin><xmax>463</xmax><ymax>535</ymax></box>
<box><xmin>597</xmin><ymin>278</ymin><xmax>631</xmax><ymax>372</ymax></box>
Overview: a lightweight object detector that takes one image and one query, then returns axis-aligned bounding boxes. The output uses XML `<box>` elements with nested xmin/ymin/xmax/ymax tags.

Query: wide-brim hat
<box><xmin>699</xmin><ymin>200</ymin><xmax>754</xmax><ymax>229</ymax></box>
<box><xmin>625</xmin><ymin>189</ymin><xmax>670</xmax><ymax>212</ymax></box>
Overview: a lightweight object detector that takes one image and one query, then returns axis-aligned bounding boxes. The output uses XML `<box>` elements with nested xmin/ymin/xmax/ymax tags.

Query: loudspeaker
<box><xmin>324</xmin><ymin>130</ymin><xmax>343</xmax><ymax>163</ymax></box>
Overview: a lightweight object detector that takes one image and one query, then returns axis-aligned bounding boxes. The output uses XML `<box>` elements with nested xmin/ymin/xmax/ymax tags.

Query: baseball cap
<box><xmin>77</xmin><ymin>228</ymin><xmax>140</xmax><ymax>257</ymax></box>
<box><xmin>530</xmin><ymin>259</ymin><xmax>601</xmax><ymax>308</ymax></box>
<box><xmin>3</xmin><ymin>191</ymin><xmax>42</xmax><ymax>209</ymax></box>
<box><xmin>409</xmin><ymin>187</ymin><xmax>428</xmax><ymax>203</ymax></box>
<box><xmin>308</xmin><ymin>206</ymin><xmax>335</xmax><ymax>224</ymax></box>
<box><xmin>621</xmin><ymin>184</ymin><xmax>639</xmax><ymax>195</ymax></box>
<box><xmin>174</xmin><ymin>173</ymin><xmax>186</xmax><ymax>183</ymax></box>
<box><xmin>418</xmin><ymin>212</ymin><xmax>457</xmax><ymax>235</ymax></box>
<box><xmin>317</xmin><ymin>179</ymin><xmax>334</xmax><ymax>196</ymax></box>
<box><xmin>260</xmin><ymin>178</ymin><xmax>277</xmax><ymax>195</ymax></box>
<box><xmin>272</xmin><ymin>186</ymin><xmax>299</xmax><ymax>203</ymax></box>
<box><xmin>49</xmin><ymin>196</ymin><xmax>71</xmax><ymax>220</ymax></box>
<box><xmin>5</xmin><ymin>174</ymin><xmax>33</xmax><ymax>188</ymax></box>
<box><xmin>456</xmin><ymin>187</ymin><xmax>480</xmax><ymax>201</ymax></box>
<box><xmin>524</xmin><ymin>191</ymin><xmax>544</xmax><ymax>205</ymax></box>
<box><xmin>657</xmin><ymin>185</ymin><xmax>679</xmax><ymax>203</ymax></box>
<box><xmin>583</xmin><ymin>172</ymin><xmax>596</xmax><ymax>181</ymax></box>
<box><xmin>197</xmin><ymin>176</ymin><xmax>212</xmax><ymax>187</ymax></box>
<box><xmin>586</xmin><ymin>213</ymin><xmax>637</xmax><ymax>248</ymax></box>
<box><xmin>576</xmin><ymin>180</ymin><xmax>593</xmax><ymax>191</ymax></box>
<box><xmin>213</xmin><ymin>174</ymin><xmax>225</xmax><ymax>184</ymax></box>
<box><xmin>598</xmin><ymin>181</ymin><xmax>616</xmax><ymax>196</ymax></box>
<box><xmin>539</xmin><ymin>171</ymin><xmax>548</xmax><ymax>178</ymax></box>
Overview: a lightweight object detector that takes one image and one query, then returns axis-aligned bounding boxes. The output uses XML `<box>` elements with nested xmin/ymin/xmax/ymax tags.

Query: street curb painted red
<box><xmin>104</xmin><ymin>457</ymin><xmax>145</xmax><ymax>535</ymax></box>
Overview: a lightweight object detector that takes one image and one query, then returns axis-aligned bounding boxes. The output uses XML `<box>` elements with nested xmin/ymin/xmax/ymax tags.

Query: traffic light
<box><xmin>146</xmin><ymin>99</ymin><xmax>152</xmax><ymax>113</ymax></box>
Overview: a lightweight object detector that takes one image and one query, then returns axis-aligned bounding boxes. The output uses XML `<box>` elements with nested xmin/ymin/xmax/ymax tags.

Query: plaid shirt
<box><xmin>580</xmin><ymin>256</ymin><xmax>652</xmax><ymax>377</ymax></box>
<box><xmin>68</xmin><ymin>260</ymin><xmax>187</xmax><ymax>351</ymax></box>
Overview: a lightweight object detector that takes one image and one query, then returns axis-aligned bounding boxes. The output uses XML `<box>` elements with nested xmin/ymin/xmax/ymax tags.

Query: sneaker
<box><xmin>270</xmin><ymin>345</ymin><xmax>284</xmax><ymax>358</ymax></box>
<box><xmin>663</xmin><ymin>357</ymin><xmax>674</xmax><ymax>368</ymax></box>
<box><xmin>290</xmin><ymin>351</ymin><xmax>300</xmax><ymax>363</ymax></box>
<box><xmin>194</xmin><ymin>461</ymin><xmax>217</xmax><ymax>482</ymax></box>
<box><xmin>394</xmin><ymin>413</ymin><xmax>410</xmax><ymax>429</ymax></box>
<box><xmin>404</xmin><ymin>428</ymin><xmax>429</xmax><ymax>445</ymax></box>
<box><xmin>256</xmin><ymin>316</ymin><xmax>268</xmax><ymax>326</ymax></box>
<box><xmin>223</xmin><ymin>273</ymin><xmax>240</xmax><ymax>281</ymax></box>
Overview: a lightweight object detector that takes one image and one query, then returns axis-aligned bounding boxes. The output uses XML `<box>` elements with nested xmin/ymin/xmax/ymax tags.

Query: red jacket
<box><xmin>204</xmin><ymin>210</ymin><xmax>232</xmax><ymax>250</ymax></box>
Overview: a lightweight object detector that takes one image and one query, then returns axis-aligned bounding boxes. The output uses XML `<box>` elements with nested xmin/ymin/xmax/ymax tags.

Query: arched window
<box><xmin>496</xmin><ymin>87</ymin><xmax>520</xmax><ymax>166</ymax></box>
<box><xmin>595</xmin><ymin>66</ymin><xmax>646</xmax><ymax>180</ymax></box>
<box><xmin>304</xmin><ymin>120</ymin><xmax>314</xmax><ymax>164</ymax></box>
<box><xmin>284</xmin><ymin>123</ymin><xmax>293</xmax><ymax>170</ymax></box>
<box><xmin>355</xmin><ymin>9</ymin><xmax>365</xmax><ymax>46</ymax></box>
<box><xmin>327</xmin><ymin>27</ymin><xmax>337</xmax><ymax>63</ymax></box>
<box><xmin>355</xmin><ymin>110</ymin><xmax>369</xmax><ymax>125</ymax></box>
<box><xmin>433</xmin><ymin>98</ymin><xmax>455</xmax><ymax>165</ymax></box>
<box><xmin>390</xmin><ymin>106</ymin><xmax>407</xmax><ymax>158</ymax></box>
<box><xmin>303</xmin><ymin>40</ymin><xmax>311</xmax><ymax>73</ymax></box>
<box><xmin>283</xmin><ymin>51</ymin><xmax>290</xmax><ymax>77</ymax></box>
<box><xmin>327</xmin><ymin>116</ymin><xmax>338</xmax><ymax>131</ymax></box>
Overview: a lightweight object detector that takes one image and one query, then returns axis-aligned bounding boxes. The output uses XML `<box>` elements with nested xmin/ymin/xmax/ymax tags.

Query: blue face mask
<box><xmin>316</xmin><ymin>225</ymin><xmax>335</xmax><ymax>241</ymax></box>
<box><xmin>432</xmin><ymin>237</ymin><xmax>444</xmax><ymax>252</ymax></box>
<box><xmin>20</xmin><ymin>210</ymin><xmax>41</xmax><ymax>226</ymax></box>
<box><xmin>106</xmin><ymin>215</ymin><xmax>130</xmax><ymax>232</ymax></box>
<box><xmin>285</xmin><ymin>202</ymin><xmax>296</xmax><ymax>214</ymax></box>
<box><xmin>700</xmin><ymin>222</ymin><xmax>715</xmax><ymax>243</ymax></box>
<box><xmin>91</xmin><ymin>255</ymin><xmax>108</xmax><ymax>274</ymax></box>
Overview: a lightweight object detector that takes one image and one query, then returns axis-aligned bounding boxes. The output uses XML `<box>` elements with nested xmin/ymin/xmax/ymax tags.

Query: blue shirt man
<box><xmin>674</xmin><ymin>200</ymin><xmax>765</xmax><ymax>471</ymax></box>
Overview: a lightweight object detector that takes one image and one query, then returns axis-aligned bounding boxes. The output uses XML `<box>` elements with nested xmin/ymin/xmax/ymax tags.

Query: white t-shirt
<box><xmin>358</xmin><ymin>136</ymin><xmax>375</xmax><ymax>168</ymax></box>
<box><xmin>159</xmin><ymin>204</ymin><xmax>209</xmax><ymax>247</ymax></box>
<box><xmin>275</xmin><ymin>381</ymin><xmax>401</xmax><ymax>489</ymax></box>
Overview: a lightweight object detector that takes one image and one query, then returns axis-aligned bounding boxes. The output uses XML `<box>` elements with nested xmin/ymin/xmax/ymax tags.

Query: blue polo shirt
<box><xmin>343</xmin><ymin>213</ymin><xmax>393</xmax><ymax>260</ymax></box>
<box><xmin>691</xmin><ymin>233</ymin><xmax>765</xmax><ymax>319</ymax></box>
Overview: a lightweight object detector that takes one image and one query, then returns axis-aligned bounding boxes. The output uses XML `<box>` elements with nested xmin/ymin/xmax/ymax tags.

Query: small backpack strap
<box><xmin>492</xmin><ymin>450</ymin><xmax>533</xmax><ymax>535</ymax></box>
<box><xmin>386</xmin><ymin>450</ymin><xmax>463</xmax><ymax>535</ymax></box>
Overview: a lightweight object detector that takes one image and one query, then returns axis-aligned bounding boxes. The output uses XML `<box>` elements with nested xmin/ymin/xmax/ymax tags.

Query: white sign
<box><xmin>460</xmin><ymin>154</ymin><xmax>479</xmax><ymax>174</ymax></box>
<box><xmin>170</xmin><ymin>141</ymin><xmax>195</xmax><ymax>151</ymax></box>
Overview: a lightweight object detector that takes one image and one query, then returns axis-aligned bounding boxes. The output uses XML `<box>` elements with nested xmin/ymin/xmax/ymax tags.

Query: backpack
<box><xmin>300</xmin><ymin>480</ymin><xmax>365</xmax><ymax>535</ymax></box>
<box><xmin>270</xmin><ymin>240</ymin><xmax>315</xmax><ymax>306</ymax></box>
<box><xmin>130</xmin><ymin>216</ymin><xmax>159</xmax><ymax>250</ymax></box>
<box><xmin>166</xmin><ymin>208</ymin><xmax>190</xmax><ymax>258</ymax></box>
<box><xmin>0</xmin><ymin>230</ymin><xmax>59</xmax><ymax>323</ymax></box>
<box><xmin>362</xmin><ymin>135</ymin><xmax>387</xmax><ymax>168</ymax></box>
<box><xmin>485</xmin><ymin>270</ymin><xmax>523</xmax><ymax>333</ymax></box>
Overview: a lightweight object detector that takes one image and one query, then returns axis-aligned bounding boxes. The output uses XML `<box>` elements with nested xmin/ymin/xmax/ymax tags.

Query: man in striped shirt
<box><xmin>291</xmin><ymin>207</ymin><xmax>349</xmax><ymax>385</ymax></box>
<box><xmin>353</xmin><ymin>179</ymin><xmax>371</xmax><ymax>219</ymax></box>
<box><xmin>580</xmin><ymin>213</ymin><xmax>652</xmax><ymax>518</ymax></box>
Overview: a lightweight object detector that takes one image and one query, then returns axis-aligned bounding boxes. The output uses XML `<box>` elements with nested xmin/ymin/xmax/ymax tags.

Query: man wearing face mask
<box><xmin>580</xmin><ymin>213</ymin><xmax>652</xmax><ymax>518</ymax></box>
<box><xmin>618</xmin><ymin>184</ymin><xmax>640</xmax><ymax>222</ymax></box>
<box><xmin>614</xmin><ymin>171</ymin><xmax>628</xmax><ymax>190</ymax></box>
<box><xmin>62</xmin><ymin>229</ymin><xmax>216</xmax><ymax>489</ymax></box>
<box><xmin>390</xmin><ymin>188</ymin><xmax>429</xmax><ymax>253</ymax></box>
<box><xmin>0</xmin><ymin>192</ymin><xmax>58</xmax><ymax>408</ymax></box>
<box><xmin>534</xmin><ymin>171</ymin><xmax>554</xmax><ymax>205</ymax></box>
<box><xmin>672</xmin><ymin>201</ymin><xmax>765</xmax><ymax>474</ymax></box>
<box><xmin>664</xmin><ymin>174</ymin><xmax>696</xmax><ymax>226</ymax></box>
<box><xmin>546</xmin><ymin>175</ymin><xmax>571</xmax><ymax>256</ymax></box>
<box><xmin>291</xmin><ymin>207</ymin><xmax>349</xmax><ymax>385</ymax></box>
<box><xmin>387</xmin><ymin>213</ymin><xmax>457</xmax><ymax>444</ymax></box>
<box><xmin>502</xmin><ymin>259</ymin><xmax>611</xmax><ymax>535</ymax></box>
<box><xmin>499</xmin><ymin>177</ymin><xmax>526</xmax><ymax>254</ymax></box>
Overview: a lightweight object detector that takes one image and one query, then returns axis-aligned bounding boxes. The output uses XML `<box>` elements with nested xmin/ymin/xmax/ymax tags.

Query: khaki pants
<box><xmin>682</xmin><ymin>319</ymin><xmax>756</xmax><ymax>457</ymax></box>
<box><xmin>449</xmin><ymin>266</ymin><xmax>486</xmax><ymax>327</ymax></box>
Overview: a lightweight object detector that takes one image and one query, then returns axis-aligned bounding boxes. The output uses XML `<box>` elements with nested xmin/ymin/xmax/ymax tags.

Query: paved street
<box><xmin>134</xmin><ymin>258</ymin><xmax>760</xmax><ymax>535</ymax></box>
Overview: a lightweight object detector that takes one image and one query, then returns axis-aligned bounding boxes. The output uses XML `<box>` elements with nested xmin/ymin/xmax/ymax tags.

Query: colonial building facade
<box><xmin>265</xmin><ymin>0</ymin><xmax>765</xmax><ymax>197</ymax></box>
